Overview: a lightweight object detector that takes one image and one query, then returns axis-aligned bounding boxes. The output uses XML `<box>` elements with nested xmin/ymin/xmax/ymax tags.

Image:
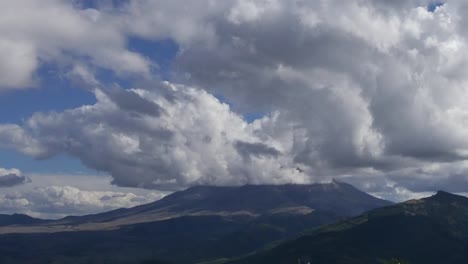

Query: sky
<box><xmin>1</xmin><ymin>0</ymin><xmax>467</xmax><ymax>218</ymax></box>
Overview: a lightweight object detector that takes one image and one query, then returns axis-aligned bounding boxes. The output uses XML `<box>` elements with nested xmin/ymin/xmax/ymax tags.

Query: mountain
<box><xmin>229</xmin><ymin>191</ymin><xmax>468</xmax><ymax>264</ymax></box>
<box><xmin>0</xmin><ymin>181</ymin><xmax>391</xmax><ymax>234</ymax></box>
<box><xmin>0</xmin><ymin>214</ymin><xmax>45</xmax><ymax>226</ymax></box>
<box><xmin>0</xmin><ymin>182</ymin><xmax>392</xmax><ymax>264</ymax></box>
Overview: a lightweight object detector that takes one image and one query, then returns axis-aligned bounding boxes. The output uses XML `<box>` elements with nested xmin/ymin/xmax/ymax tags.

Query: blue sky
<box><xmin>428</xmin><ymin>2</ymin><xmax>444</xmax><ymax>12</ymax></box>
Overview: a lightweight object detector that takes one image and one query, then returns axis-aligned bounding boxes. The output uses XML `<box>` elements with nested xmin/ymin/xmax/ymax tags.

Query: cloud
<box><xmin>0</xmin><ymin>0</ymin><xmax>150</xmax><ymax>90</ymax></box>
<box><xmin>0</xmin><ymin>173</ymin><xmax>167</xmax><ymax>219</ymax></box>
<box><xmin>146</xmin><ymin>0</ymin><xmax>468</xmax><ymax>198</ymax></box>
<box><xmin>0</xmin><ymin>174</ymin><xmax>29</xmax><ymax>188</ymax></box>
<box><xmin>0</xmin><ymin>125</ymin><xmax>45</xmax><ymax>156</ymax></box>
<box><xmin>0</xmin><ymin>185</ymin><xmax>164</xmax><ymax>219</ymax></box>
<box><xmin>102</xmin><ymin>87</ymin><xmax>163</xmax><ymax>116</ymax></box>
<box><xmin>130</xmin><ymin>0</ymin><xmax>463</xmax><ymax>168</ymax></box>
<box><xmin>234</xmin><ymin>140</ymin><xmax>281</xmax><ymax>161</ymax></box>
<box><xmin>3</xmin><ymin>0</ymin><xmax>468</xmax><ymax>201</ymax></box>
<box><xmin>0</xmin><ymin>167</ymin><xmax>28</xmax><ymax>188</ymax></box>
<box><xmin>0</xmin><ymin>40</ymin><xmax>37</xmax><ymax>89</ymax></box>
<box><xmin>0</xmin><ymin>82</ymin><xmax>306</xmax><ymax>190</ymax></box>
<box><xmin>0</xmin><ymin>167</ymin><xmax>21</xmax><ymax>177</ymax></box>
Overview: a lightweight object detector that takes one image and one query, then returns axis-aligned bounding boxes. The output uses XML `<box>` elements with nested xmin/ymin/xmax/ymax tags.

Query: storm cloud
<box><xmin>0</xmin><ymin>174</ymin><xmax>29</xmax><ymax>188</ymax></box>
<box><xmin>0</xmin><ymin>168</ymin><xmax>28</xmax><ymax>188</ymax></box>
<box><xmin>235</xmin><ymin>140</ymin><xmax>281</xmax><ymax>160</ymax></box>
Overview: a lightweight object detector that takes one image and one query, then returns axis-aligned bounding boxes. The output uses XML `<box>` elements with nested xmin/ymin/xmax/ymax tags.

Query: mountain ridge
<box><xmin>228</xmin><ymin>191</ymin><xmax>468</xmax><ymax>264</ymax></box>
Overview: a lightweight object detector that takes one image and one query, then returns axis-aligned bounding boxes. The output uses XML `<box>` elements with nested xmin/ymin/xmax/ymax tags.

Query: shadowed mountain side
<box><xmin>228</xmin><ymin>191</ymin><xmax>468</xmax><ymax>264</ymax></box>
<box><xmin>0</xmin><ymin>214</ymin><xmax>340</xmax><ymax>264</ymax></box>
<box><xmin>0</xmin><ymin>214</ymin><xmax>46</xmax><ymax>226</ymax></box>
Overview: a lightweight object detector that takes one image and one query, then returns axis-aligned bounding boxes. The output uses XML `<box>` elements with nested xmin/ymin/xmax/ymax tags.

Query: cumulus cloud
<box><xmin>0</xmin><ymin>167</ymin><xmax>28</xmax><ymax>188</ymax></box>
<box><xmin>0</xmin><ymin>82</ymin><xmax>305</xmax><ymax>190</ymax></box>
<box><xmin>169</xmin><ymin>0</ymin><xmax>468</xmax><ymax>167</ymax></box>
<box><xmin>0</xmin><ymin>185</ymin><xmax>164</xmax><ymax>219</ymax></box>
<box><xmin>0</xmin><ymin>173</ymin><xmax>166</xmax><ymax>219</ymax></box>
<box><xmin>3</xmin><ymin>0</ymin><xmax>468</xmax><ymax>201</ymax></box>
<box><xmin>0</xmin><ymin>0</ymin><xmax>150</xmax><ymax>90</ymax></box>
<box><xmin>0</xmin><ymin>125</ymin><xmax>45</xmax><ymax>156</ymax></box>
<box><xmin>154</xmin><ymin>0</ymin><xmax>468</xmax><ymax>198</ymax></box>
<box><xmin>0</xmin><ymin>167</ymin><xmax>21</xmax><ymax>177</ymax></box>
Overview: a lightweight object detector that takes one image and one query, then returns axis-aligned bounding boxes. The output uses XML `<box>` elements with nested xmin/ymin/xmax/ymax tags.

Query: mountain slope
<box><xmin>0</xmin><ymin>182</ymin><xmax>392</xmax><ymax>263</ymax></box>
<box><xmin>139</xmin><ymin>180</ymin><xmax>391</xmax><ymax>215</ymax></box>
<box><xmin>229</xmin><ymin>191</ymin><xmax>468</xmax><ymax>264</ymax></box>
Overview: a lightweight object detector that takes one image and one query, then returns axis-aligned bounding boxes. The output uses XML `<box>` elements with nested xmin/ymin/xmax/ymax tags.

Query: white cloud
<box><xmin>0</xmin><ymin>185</ymin><xmax>162</xmax><ymax>219</ymax></box>
<box><xmin>0</xmin><ymin>40</ymin><xmax>37</xmax><ymax>88</ymax></box>
<box><xmin>116</xmin><ymin>0</ymin><xmax>468</xmax><ymax>199</ymax></box>
<box><xmin>228</xmin><ymin>0</ymin><xmax>280</xmax><ymax>25</ymax></box>
<box><xmin>0</xmin><ymin>0</ymin><xmax>150</xmax><ymax>90</ymax></box>
<box><xmin>0</xmin><ymin>173</ymin><xmax>166</xmax><ymax>219</ymax></box>
<box><xmin>0</xmin><ymin>167</ymin><xmax>21</xmax><ymax>177</ymax></box>
<box><xmin>0</xmin><ymin>82</ymin><xmax>306</xmax><ymax>190</ymax></box>
<box><xmin>0</xmin><ymin>125</ymin><xmax>45</xmax><ymax>156</ymax></box>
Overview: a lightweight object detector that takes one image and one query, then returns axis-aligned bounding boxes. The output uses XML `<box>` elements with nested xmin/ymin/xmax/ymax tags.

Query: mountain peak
<box><xmin>331</xmin><ymin>178</ymin><xmax>341</xmax><ymax>185</ymax></box>
<box><xmin>429</xmin><ymin>190</ymin><xmax>467</xmax><ymax>202</ymax></box>
<box><xmin>328</xmin><ymin>179</ymin><xmax>358</xmax><ymax>190</ymax></box>
<box><xmin>416</xmin><ymin>190</ymin><xmax>468</xmax><ymax>209</ymax></box>
<box><xmin>435</xmin><ymin>190</ymin><xmax>453</xmax><ymax>196</ymax></box>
